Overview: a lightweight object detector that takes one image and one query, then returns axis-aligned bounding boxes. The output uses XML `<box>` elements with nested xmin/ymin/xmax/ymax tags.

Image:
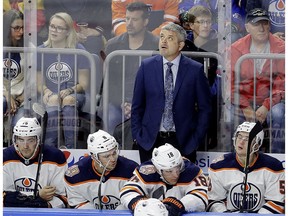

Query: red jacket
<box><xmin>230</xmin><ymin>33</ymin><xmax>285</xmax><ymax>110</ymax></box>
<box><xmin>112</xmin><ymin>0</ymin><xmax>179</xmax><ymax>36</ymax></box>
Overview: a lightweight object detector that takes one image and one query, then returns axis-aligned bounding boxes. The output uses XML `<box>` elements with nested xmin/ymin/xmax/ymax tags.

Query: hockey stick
<box><xmin>32</xmin><ymin>103</ymin><xmax>48</xmax><ymax>198</ymax></box>
<box><xmin>97</xmin><ymin>159</ymin><xmax>110</xmax><ymax>210</ymax></box>
<box><xmin>239</xmin><ymin>121</ymin><xmax>263</xmax><ymax>212</ymax></box>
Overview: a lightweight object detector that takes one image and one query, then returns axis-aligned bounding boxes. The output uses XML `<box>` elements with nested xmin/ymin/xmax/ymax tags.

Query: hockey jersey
<box><xmin>3</xmin><ymin>145</ymin><xmax>68</xmax><ymax>208</ymax></box>
<box><xmin>64</xmin><ymin>155</ymin><xmax>138</xmax><ymax>209</ymax></box>
<box><xmin>120</xmin><ymin>159</ymin><xmax>208</xmax><ymax>212</ymax></box>
<box><xmin>112</xmin><ymin>0</ymin><xmax>179</xmax><ymax>36</ymax></box>
<box><xmin>207</xmin><ymin>152</ymin><xmax>285</xmax><ymax>214</ymax></box>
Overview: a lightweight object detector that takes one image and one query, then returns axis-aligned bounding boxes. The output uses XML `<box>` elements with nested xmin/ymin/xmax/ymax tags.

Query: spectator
<box><xmin>182</xmin><ymin>5</ymin><xmax>221</xmax><ymax>149</ymax></box>
<box><xmin>207</xmin><ymin>122</ymin><xmax>285</xmax><ymax>213</ymax></box>
<box><xmin>112</xmin><ymin>0</ymin><xmax>179</xmax><ymax>36</ymax></box>
<box><xmin>64</xmin><ymin>130</ymin><xmax>138</xmax><ymax>209</ymax></box>
<box><xmin>131</xmin><ymin>22</ymin><xmax>211</xmax><ymax>163</ymax></box>
<box><xmin>104</xmin><ymin>1</ymin><xmax>159</xmax><ymax>141</ymax></box>
<box><xmin>134</xmin><ymin>198</ymin><xmax>169</xmax><ymax>216</ymax></box>
<box><xmin>120</xmin><ymin>143</ymin><xmax>208</xmax><ymax>215</ymax></box>
<box><xmin>229</xmin><ymin>8</ymin><xmax>285</xmax><ymax>153</ymax></box>
<box><xmin>3</xmin><ymin>0</ymin><xmax>46</xmax><ymax>45</ymax></box>
<box><xmin>43</xmin><ymin>0</ymin><xmax>111</xmax><ymax>54</ymax></box>
<box><xmin>3</xmin><ymin>117</ymin><xmax>68</xmax><ymax>208</ymax></box>
<box><xmin>3</xmin><ymin>9</ymin><xmax>25</xmax><ymax>145</ymax></box>
<box><xmin>178</xmin><ymin>0</ymin><xmax>247</xmax><ymax>42</ymax></box>
<box><xmin>245</xmin><ymin>0</ymin><xmax>285</xmax><ymax>40</ymax></box>
<box><xmin>37</xmin><ymin>12</ymin><xmax>89</xmax><ymax>149</ymax></box>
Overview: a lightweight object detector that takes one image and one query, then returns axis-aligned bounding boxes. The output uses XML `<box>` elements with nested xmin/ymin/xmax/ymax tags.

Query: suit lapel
<box><xmin>174</xmin><ymin>55</ymin><xmax>187</xmax><ymax>99</ymax></box>
<box><xmin>155</xmin><ymin>55</ymin><xmax>165</xmax><ymax>96</ymax></box>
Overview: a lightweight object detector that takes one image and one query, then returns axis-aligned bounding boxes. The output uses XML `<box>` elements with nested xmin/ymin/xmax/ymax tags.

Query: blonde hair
<box><xmin>44</xmin><ymin>12</ymin><xmax>77</xmax><ymax>48</ymax></box>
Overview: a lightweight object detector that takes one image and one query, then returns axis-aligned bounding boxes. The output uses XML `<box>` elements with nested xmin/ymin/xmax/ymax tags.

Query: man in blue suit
<box><xmin>131</xmin><ymin>22</ymin><xmax>211</xmax><ymax>163</ymax></box>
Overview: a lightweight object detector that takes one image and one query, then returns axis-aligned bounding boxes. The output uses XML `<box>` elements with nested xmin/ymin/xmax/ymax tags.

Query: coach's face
<box><xmin>159</xmin><ymin>29</ymin><xmax>185</xmax><ymax>62</ymax></box>
<box><xmin>15</xmin><ymin>136</ymin><xmax>38</xmax><ymax>159</ymax></box>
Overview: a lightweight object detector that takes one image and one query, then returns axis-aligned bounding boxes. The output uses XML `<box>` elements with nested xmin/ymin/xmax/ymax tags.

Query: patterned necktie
<box><xmin>163</xmin><ymin>62</ymin><xmax>175</xmax><ymax>131</ymax></box>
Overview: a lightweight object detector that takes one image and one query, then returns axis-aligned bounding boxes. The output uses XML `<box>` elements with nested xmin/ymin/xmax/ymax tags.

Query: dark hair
<box><xmin>126</xmin><ymin>2</ymin><xmax>151</xmax><ymax>19</ymax></box>
<box><xmin>3</xmin><ymin>9</ymin><xmax>24</xmax><ymax>47</ymax></box>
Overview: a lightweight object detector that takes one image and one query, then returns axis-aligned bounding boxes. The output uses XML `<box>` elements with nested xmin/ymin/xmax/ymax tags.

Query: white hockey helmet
<box><xmin>233</xmin><ymin>121</ymin><xmax>264</xmax><ymax>153</ymax></box>
<box><xmin>151</xmin><ymin>143</ymin><xmax>184</xmax><ymax>174</ymax></box>
<box><xmin>134</xmin><ymin>198</ymin><xmax>168</xmax><ymax>216</ymax></box>
<box><xmin>87</xmin><ymin>129</ymin><xmax>119</xmax><ymax>160</ymax></box>
<box><xmin>13</xmin><ymin>117</ymin><xmax>41</xmax><ymax>142</ymax></box>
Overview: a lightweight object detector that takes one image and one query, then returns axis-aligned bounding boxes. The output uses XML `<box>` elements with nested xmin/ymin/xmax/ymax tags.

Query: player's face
<box><xmin>49</xmin><ymin>17</ymin><xmax>68</xmax><ymax>44</ymax></box>
<box><xmin>161</xmin><ymin>164</ymin><xmax>181</xmax><ymax>185</ymax></box>
<box><xmin>16</xmin><ymin>136</ymin><xmax>38</xmax><ymax>158</ymax></box>
<box><xmin>235</xmin><ymin>132</ymin><xmax>250</xmax><ymax>157</ymax></box>
<box><xmin>98</xmin><ymin>147</ymin><xmax>119</xmax><ymax>171</ymax></box>
<box><xmin>189</xmin><ymin>15</ymin><xmax>212</xmax><ymax>39</ymax></box>
<box><xmin>11</xmin><ymin>19</ymin><xmax>24</xmax><ymax>43</ymax></box>
<box><xmin>159</xmin><ymin>29</ymin><xmax>184</xmax><ymax>62</ymax></box>
<box><xmin>245</xmin><ymin>20</ymin><xmax>270</xmax><ymax>44</ymax></box>
<box><xmin>126</xmin><ymin>10</ymin><xmax>148</xmax><ymax>36</ymax></box>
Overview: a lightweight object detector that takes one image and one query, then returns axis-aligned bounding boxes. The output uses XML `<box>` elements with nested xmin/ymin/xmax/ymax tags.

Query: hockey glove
<box><xmin>4</xmin><ymin>191</ymin><xmax>48</xmax><ymax>208</ymax></box>
<box><xmin>162</xmin><ymin>196</ymin><xmax>185</xmax><ymax>216</ymax></box>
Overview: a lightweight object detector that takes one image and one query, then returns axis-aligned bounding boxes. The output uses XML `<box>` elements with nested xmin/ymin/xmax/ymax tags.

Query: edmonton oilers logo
<box><xmin>3</xmin><ymin>58</ymin><xmax>20</xmax><ymax>80</ymax></box>
<box><xmin>230</xmin><ymin>182</ymin><xmax>261</xmax><ymax>211</ymax></box>
<box><xmin>93</xmin><ymin>195</ymin><xmax>120</xmax><ymax>210</ymax></box>
<box><xmin>268</xmin><ymin>0</ymin><xmax>285</xmax><ymax>27</ymax></box>
<box><xmin>14</xmin><ymin>177</ymin><xmax>41</xmax><ymax>192</ymax></box>
<box><xmin>46</xmin><ymin>62</ymin><xmax>72</xmax><ymax>84</ymax></box>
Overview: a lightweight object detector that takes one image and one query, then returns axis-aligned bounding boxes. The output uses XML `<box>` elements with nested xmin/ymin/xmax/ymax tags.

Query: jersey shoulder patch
<box><xmin>211</xmin><ymin>155</ymin><xmax>225</xmax><ymax>164</ymax></box>
<box><xmin>139</xmin><ymin>165</ymin><xmax>157</xmax><ymax>175</ymax></box>
<box><xmin>65</xmin><ymin>164</ymin><xmax>80</xmax><ymax>177</ymax></box>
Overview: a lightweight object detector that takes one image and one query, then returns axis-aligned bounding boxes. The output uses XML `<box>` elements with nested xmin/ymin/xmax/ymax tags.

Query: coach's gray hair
<box><xmin>161</xmin><ymin>23</ymin><xmax>187</xmax><ymax>42</ymax></box>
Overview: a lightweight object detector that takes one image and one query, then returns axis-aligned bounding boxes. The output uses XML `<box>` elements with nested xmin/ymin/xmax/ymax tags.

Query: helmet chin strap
<box><xmin>14</xmin><ymin>141</ymin><xmax>40</xmax><ymax>165</ymax></box>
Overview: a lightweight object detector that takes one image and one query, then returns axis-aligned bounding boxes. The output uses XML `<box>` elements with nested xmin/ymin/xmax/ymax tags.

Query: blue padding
<box><xmin>3</xmin><ymin>208</ymin><xmax>284</xmax><ymax>216</ymax></box>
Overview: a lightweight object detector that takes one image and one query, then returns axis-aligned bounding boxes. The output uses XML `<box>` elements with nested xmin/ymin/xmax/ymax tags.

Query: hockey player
<box><xmin>3</xmin><ymin>117</ymin><xmax>68</xmax><ymax>208</ymax></box>
<box><xmin>207</xmin><ymin>122</ymin><xmax>285</xmax><ymax>213</ymax></box>
<box><xmin>64</xmin><ymin>129</ymin><xmax>138</xmax><ymax>209</ymax></box>
<box><xmin>120</xmin><ymin>143</ymin><xmax>208</xmax><ymax>216</ymax></box>
<box><xmin>134</xmin><ymin>198</ymin><xmax>169</xmax><ymax>216</ymax></box>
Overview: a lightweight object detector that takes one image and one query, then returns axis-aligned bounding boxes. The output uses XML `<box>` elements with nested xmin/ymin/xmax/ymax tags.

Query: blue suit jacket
<box><xmin>131</xmin><ymin>54</ymin><xmax>212</xmax><ymax>155</ymax></box>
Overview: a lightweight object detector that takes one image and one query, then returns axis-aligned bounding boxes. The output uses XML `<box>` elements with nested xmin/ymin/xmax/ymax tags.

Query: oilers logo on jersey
<box><xmin>230</xmin><ymin>182</ymin><xmax>262</xmax><ymax>211</ymax></box>
<box><xmin>3</xmin><ymin>58</ymin><xmax>21</xmax><ymax>80</ymax></box>
<box><xmin>93</xmin><ymin>195</ymin><xmax>121</xmax><ymax>209</ymax></box>
<box><xmin>14</xmin><ymin>177</ymin><xmax>41</xmax><ymax>194</ymax></box>
<box><xmin>46</xmin><ymin>62</ymin><xmax>72</xmax><ymax>84</ymax></box>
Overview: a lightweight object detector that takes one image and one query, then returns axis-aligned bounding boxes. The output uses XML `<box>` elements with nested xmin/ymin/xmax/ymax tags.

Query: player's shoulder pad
<box><xmin>3</xmin><ymin>146</ymin><xmax>18</xmax><ymax>163</ymax></box>
<box><xmin>135</xmin><ymin>160</ymin><xmax>161</xmax><ymax>183</ymax></box>
<box><xmin>64</xmin><ymin>157</ymin><xmax>93</xmax><ymax>183</ymax></box>
<box><xmin>255</xmin><ymin>153</ymin><xmax>284</xmax><ymax>171</ymax></box>
<box><xmin>179</xmin><ymin>159</ymin><xmax>202</xmax><ymax>183</ymax></box>
<box><xmin>209</xmin><ymin>153</ymin><xmax>236</xmax><ymax>170</ymax></box>
<box><xmin>111</xmin><ymin>156</ymin><xmax>139</xmax><ymax>178</ymax></box>
<box><xmin>42</xmin><ymin>145</ymin><xmax>67</xmax><ymax>165</ymax></box>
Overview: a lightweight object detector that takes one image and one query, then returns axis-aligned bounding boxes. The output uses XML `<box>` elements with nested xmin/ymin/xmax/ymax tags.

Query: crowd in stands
<box><xmin>3</xmin><ymin>0</ymin><xmax>285</xmax><ymax>153</ymax></box>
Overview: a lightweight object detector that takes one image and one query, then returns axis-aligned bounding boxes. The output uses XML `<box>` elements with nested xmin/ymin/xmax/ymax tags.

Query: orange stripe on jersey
<box><xmin>190</xmin><ymin>190</ymin><xmax>208</xmax><ymax>200</ymax></box>
<box><xmin>253</xmin><ymin>167</ymin><xmax>284</xmax><ymax>174</ymax></box>
<box><xmin>267</xmin><ymin>201</ymin><xmax>284</xmax><ymax>213</ymax></box>
<box><xmin>120</xmin><ymin>185</ymin><xmax>143</xmax><ymax>196</ymax></box>
<box><xmin>134</xmin><ymin>169</ymin><xmax>165</xmax><ymax>185</ymax></box>
<box><xmin>75</xmin><ymin>201</ymin><xmax>90</xmax><ymax>208</ymax></box>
